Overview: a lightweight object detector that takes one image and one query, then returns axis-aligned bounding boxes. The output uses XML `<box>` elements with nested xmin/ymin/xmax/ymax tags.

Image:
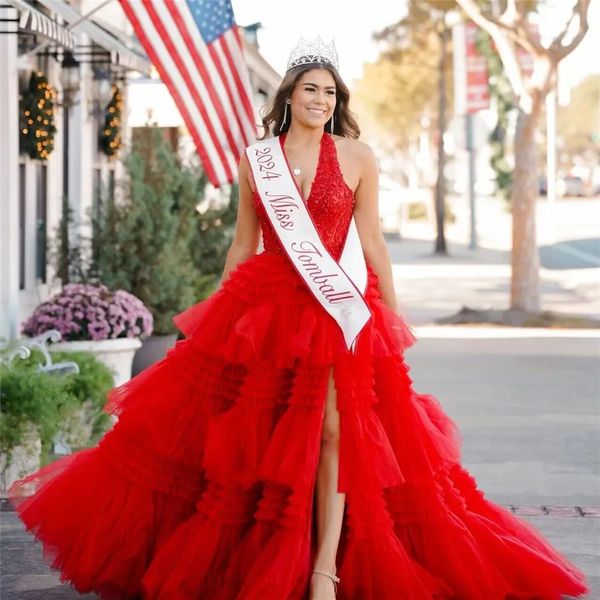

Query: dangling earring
<box><xmin>330</xmin><ymin>111</ymin><xmax>335</xmax><ymax>134</ymax></box>
<box><xmin>280</xmin><ymin>99</ymin><xmax>291</xmax><ymax>132</ymax></box>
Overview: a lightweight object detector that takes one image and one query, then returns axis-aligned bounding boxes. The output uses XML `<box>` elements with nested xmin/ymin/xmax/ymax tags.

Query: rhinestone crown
<box><xmin>286</xmin><ymin>36</ymin><xmax>339</xmax><ymax>72</ymax></box>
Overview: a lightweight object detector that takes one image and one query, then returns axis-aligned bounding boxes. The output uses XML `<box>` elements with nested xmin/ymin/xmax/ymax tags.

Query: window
<box><xmin>93</xmin><ymin>167</ymin><xmax>102</xmax><ymax>225</ymax></box>
<box><xmin>108</xmin><ymin>169</ymin><xmax>115</xmax><ymax>202</ymax></box>
<box><xmin>19</xmin><ymin>164</ymin><xmax>25</xmax><ymax>290</ymax></box>
<box><xmin>35</xmin><ymin>163</ymin><xmax>47</xmax><ymax>282</ymax></box>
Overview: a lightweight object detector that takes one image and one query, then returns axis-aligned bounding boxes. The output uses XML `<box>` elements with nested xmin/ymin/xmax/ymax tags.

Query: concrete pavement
<box><xmin>386</xmin><ymin>234</ymin><xmax>599</xmax><ymax>326</ymax></box>
<box><xmin>390</xmin><ymin>197</ymin><xmax>600</xmax><ymax>326</ymax></box>
<box><xmin>406</xmin><ymin>335</ymin><xmax>600</xmax><ymax>596</ymax></box>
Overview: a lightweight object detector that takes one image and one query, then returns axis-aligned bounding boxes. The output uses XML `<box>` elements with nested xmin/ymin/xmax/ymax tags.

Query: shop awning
<box><xmin>36</xmin><ymin>0</ymin><xmax>151</xmax><ymax>75</ymax></box>
<box><xmin>7</xmin><ymin>0</ymin><xmax>76</xmax><ymax>49</ymax></box>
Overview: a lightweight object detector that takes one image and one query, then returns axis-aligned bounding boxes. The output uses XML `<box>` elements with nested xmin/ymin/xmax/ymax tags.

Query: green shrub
<box><xmin>0</xmin><ymin>349</ymin><xmax>114</xmax><ymax>456</ymax></box>
<box><xmin>0</xmin><ymin>363</ymin><xmax>77</xmax><ymax>455</ymax></box>
<box><xmin>90</xmin><ymin>128</ymin><xmax>205</xmax><ymax>334</ymax></box>
<box><xmin>53</xmin><ymin>127</ymin><xmax>238</xmax><ymax>333</ymax></box>
<box><xmin>51</xmin><ymin>350</ymin><xmax>113</xmax><ymax>439</ymax></box>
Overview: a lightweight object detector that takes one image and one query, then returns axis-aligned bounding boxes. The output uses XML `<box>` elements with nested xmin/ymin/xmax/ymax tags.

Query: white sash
<box><xmin>246</xmin><ymin>136</ymin><xmax>371</xmax><ymax>353</ymax></box>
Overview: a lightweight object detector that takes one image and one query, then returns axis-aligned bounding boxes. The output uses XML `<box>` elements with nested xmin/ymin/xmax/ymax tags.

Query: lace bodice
<box><xmin>252</xmin><ymin>133</ymin><xmax>355</xmax><ymax>261</ymax></box>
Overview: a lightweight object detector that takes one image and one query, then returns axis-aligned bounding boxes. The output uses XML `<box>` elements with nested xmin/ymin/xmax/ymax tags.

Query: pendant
<box><xmin>293</xmin><ymin>166</ymin><xmax>301</xmax><ymax>176</ymax></box>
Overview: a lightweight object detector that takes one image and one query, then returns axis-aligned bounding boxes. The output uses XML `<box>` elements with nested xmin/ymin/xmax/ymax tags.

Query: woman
<box><xmin>9</xmin><ymin>39</ymin><xmax>589</xmax><ymax>600</ymax></box>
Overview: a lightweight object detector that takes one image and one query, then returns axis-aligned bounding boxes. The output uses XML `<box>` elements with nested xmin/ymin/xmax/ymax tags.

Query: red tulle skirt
<box><xmin>9</xmin><ymin>252</ymin><xmax>589</xmax><ymax>599</ymax></box>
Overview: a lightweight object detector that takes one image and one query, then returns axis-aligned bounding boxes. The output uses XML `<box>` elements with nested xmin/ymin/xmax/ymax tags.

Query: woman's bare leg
<box><xmin>309</xmin><ymin>367</ymin><xmax>345</xmax><ymax>600</ymax></box>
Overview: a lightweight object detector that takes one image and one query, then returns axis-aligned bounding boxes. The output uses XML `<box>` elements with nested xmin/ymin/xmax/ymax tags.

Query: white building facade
<box><xmin>0</xmin><ymin>1</ymin><xmax>280</xmax><ymax>341</ymax></box>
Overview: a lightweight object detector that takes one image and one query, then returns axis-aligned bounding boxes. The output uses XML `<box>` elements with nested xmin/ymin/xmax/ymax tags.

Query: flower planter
<box><xmin>21</xmin><ymin>284</ymin><xmax>153</xmax><ymax>381</ymax></box>
<box><xmin>50</xmin><ymin>337</ymin><xmax>142</xmax><ymax>387</ymax></box>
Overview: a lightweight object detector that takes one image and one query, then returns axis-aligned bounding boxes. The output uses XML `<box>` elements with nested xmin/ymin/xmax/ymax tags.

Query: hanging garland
<box><xmin>475</xmin><ymin>29</ymin><xmax>514</xmax><ymax>202</ymax></box>
<box><xmin>20</xmin><ymin>71</ymin><xmax>57</xmax><ymax>161</ymax></box>
<box><xmin>99</xmin><ymin>84</ymin><xmax>124</xmax><ymax>159</ymax></box>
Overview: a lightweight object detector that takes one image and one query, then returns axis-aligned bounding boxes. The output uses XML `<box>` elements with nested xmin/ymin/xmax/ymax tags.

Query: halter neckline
<box><xmin>279</xmin><ymin>132</ymin><xmax>329</xmax><ymax>204</ymax></box>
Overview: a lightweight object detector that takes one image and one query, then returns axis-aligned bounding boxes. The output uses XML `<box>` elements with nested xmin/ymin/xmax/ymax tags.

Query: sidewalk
<box><xmin>406</xmin><ymin>334</ymin><xmax>600</xmax><ymax>596</ymax></box>
<box><xmin>386</xmin><ymin>221</ymin><xmax>599</xmax><ymax>326</ymax></box>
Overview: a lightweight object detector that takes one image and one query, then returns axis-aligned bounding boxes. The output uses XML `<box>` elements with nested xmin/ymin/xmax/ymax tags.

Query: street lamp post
<box><xmin>90</xmin><ymin>66</ymin><xmax>113</xmax><ymax>117</ymax></box>
<box><xmin>59</xmin><ymin>51</ymin><xmax>80</xmax><ymax>203</ymax></box>
<box><xmin>58</xmin><ymin>51</ymin><xmax>80</xmax><ymax>284</ymax></box>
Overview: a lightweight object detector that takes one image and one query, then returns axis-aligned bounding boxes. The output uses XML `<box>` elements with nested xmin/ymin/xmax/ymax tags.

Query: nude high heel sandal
<box><xmin>312</xmin><ymin>569</ymin><xmax>341</xmax><ymax>596</ymax></box>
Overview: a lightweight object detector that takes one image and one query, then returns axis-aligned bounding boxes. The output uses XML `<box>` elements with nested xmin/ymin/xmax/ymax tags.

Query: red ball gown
<box><xmin>9</xmin><ymin>133</ymin><xmax>589</xmax><ymax>599</ymax></box>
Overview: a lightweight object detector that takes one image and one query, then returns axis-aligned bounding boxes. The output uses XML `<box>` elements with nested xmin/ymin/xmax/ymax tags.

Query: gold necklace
<box><xmin>287</xmin><ymin>138</ymin><xmax>320</xmax><ymax>176</ymax></box>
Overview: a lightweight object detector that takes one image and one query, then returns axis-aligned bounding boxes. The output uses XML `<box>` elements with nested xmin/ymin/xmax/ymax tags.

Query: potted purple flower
<box><xmin>21</xmin><ymin>284</ymin><xmax>153</xmax><ymax>386</ymax></box>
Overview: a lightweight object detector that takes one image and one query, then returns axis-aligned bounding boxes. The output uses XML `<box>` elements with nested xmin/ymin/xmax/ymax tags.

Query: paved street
<box><xmin>2</xmin><ymin>204</ymin><xmax>599</xmax><ymax>598</ymax></box>
<box><xmin>408</xmin><ymin>335</ymin><xmax>600</xmax><ymax>596</ymax></box>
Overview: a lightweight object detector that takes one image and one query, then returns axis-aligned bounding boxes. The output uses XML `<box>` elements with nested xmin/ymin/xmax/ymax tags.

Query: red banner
<box><xmin>466</xmin><ymin>21</ymin><xmax>489</xmax><ymax>114</ymax></box>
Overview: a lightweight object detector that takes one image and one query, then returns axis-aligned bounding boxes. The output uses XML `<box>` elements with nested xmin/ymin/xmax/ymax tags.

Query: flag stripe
<box><xmin>229</xmin><ymin>26</ymin><xmax>257</xmax><ymax>137</ymax></box>
<box><xmin>144</xmin><ymin>0</ymin><xmax>235</xmax><ymax>180</ymax></box>
<box><xmin>220</xmin><ymin>30</ymin><xmax>257</xmax><ymax>144</ymax></box>
<box><xmin>169</xmin><ymin>1</ymin><xmax>247</xmax><ymax>160</ymax></box>
<box><xmin>125</xmin><ymin>0</ymin><xmax>230</xmax><ymax>183</ymax></box>
<box><xmin>208</xmin><ymin>42</ymin><xmax>253</xmax><ymax>149</ymax></box>
<box><xmin>219</xmin><ymin>32</ymin><xmax>255</xmax><ymax>138</ymax></box>
<box><xmin>118</xmin><ymin>0</ymin><xmax>257</xmax><ymax>186</ymax></box>
<box><xmin>166</xmin><ymin>0</ymin><xmax>243</xmax><ymax>163</ymax></box>
<box><xmin>119</xmin><ymin>0</ymin><xmax>223</xmax><ymax>184</ymax></box>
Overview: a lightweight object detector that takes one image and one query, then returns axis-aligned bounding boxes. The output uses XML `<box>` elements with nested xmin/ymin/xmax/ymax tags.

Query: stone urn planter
<box><xmin>50</xmin><ymin>337</ymin><xmax>142</xmax><ymax>387</ymax></box>
<box><xmin>20</xmin><ymin>283</ymin><xmax>153</xmax><ymax>388</ymax></box>
<box><xmin>0</xmin><ymin>422</ymin><xmax>41</xmax><ymax>496</ymax></box>
<box><xmin>132</xmin><ymin>334</ymin><xmax>177</xmax><ymax>376</ymax></box>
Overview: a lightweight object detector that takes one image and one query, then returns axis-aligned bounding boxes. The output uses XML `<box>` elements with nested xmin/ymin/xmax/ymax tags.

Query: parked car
<box><xmin>540</xmin><ymin>174</ymin><xmax>592</xmax><ymax>198</ymax></box>
<box><xmin>557</xmin><ymin>175</ymin><xmax>585</xmax><ymax>197</ymax></box>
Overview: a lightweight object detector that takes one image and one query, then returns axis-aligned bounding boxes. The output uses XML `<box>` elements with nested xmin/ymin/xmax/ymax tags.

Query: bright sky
<box><xmin>231</xmin><ymin>0</ymin><xmax>599</xmax><ymax>90</ymax></box>
<box><xmin>231</xmin><ymin>1</ymin><xmax>408</xmax><ymax>86</ymax></box>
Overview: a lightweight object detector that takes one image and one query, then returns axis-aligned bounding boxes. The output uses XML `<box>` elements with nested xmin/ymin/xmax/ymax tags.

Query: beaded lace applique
<box><xmin>253</xmin><ymin>134</ymin><xmax>354</xmax><ymax>260</ymax></box>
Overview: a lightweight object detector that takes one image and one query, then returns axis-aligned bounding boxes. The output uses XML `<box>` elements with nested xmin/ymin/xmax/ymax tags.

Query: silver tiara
<box><xmin>286</xmin><ymin>36</ymin><xmax>339</xmax><ymax>72</ymax></box>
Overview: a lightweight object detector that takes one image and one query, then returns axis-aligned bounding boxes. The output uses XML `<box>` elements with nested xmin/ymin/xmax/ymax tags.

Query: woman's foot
<box><xmin>309</xmin><ymin>569</ymin><xmax>339</xmax><ymax>599</ymax></box>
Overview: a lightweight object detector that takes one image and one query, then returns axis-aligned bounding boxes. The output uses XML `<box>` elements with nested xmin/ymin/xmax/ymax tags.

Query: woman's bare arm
<box><xmin>219</xmin><ymin>154</ymin><xmax>261</xmax><ymax>286</ymax></box>
<box><xmin>352</xmin><ymin>143</ymin><xmax>399</xmax><ymax>313</ymax></box>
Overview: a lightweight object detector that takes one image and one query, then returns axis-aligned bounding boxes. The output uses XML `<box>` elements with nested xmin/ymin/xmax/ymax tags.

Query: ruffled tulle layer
<box><xmin>168</xmin><ymin>252</ymin><xmax>418</xmax><ymax>370</ymax></box>
<box><xmin>8</xmin><ymin>252</ymin><xmax>589</xmax><ymax>599</ymax></box>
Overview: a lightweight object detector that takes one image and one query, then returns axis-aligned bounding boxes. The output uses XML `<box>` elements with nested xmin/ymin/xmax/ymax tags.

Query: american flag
<box><xmin>118</xmin><ymin>0</ymin><xmax>257</xmax><ymax>187</ymax></box>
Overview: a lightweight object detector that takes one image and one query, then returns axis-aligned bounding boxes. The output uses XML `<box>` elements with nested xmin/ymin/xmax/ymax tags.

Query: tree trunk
<box><xmin>434</xmin><ymin>24</ymin><xmax>448</xmax><ymax>255</ymax></box>
<box><xmin>510</xmin><ymin>106</ymin><xmax>541</xmax><ymax>312</ymax></box>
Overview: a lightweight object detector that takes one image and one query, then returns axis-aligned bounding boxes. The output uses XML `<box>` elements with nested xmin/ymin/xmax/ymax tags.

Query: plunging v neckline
<box><xmin>279</xmin><ymin>132</ymin><xmax>326</xmax><ymax>205</ymax></box>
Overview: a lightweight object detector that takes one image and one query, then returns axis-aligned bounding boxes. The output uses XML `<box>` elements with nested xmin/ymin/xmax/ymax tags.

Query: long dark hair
<box><xmin>259</xmin><ymin>63</ymin><xmax>360</xmax><ymax>140</ymax></box>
